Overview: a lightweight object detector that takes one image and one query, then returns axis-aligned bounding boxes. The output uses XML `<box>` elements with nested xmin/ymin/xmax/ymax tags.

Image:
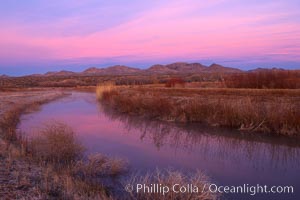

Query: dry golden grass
<box><xmin>72</xmin><ymin>153</ymin><xmax>128</xmax><ymax>183</ymax></box>
<box><xmin>36</xmin><ymin>166</ymin><xmax>111</xmax><ymax>199</ymax></box>
<box><xmin>29</xmin><ymin>122</ymin><xmax>85</xmax><ymax>168</ymax></box>
<box><xmin>99</xmin><ymin>87</ymin><xmax>300</xmax><ymax>136</ymax></box>
<box><xmin>0</xmin><ymin>93</ymin><xmax>67</xmax><ymax>142</ymax></box>
<box><xmin>96</xmin><ymin>82</ymin><xmax>116</xmax><ymax>100</ymax></box>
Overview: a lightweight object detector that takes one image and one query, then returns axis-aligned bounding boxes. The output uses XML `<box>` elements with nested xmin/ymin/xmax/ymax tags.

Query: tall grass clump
<box><xmin>100</xmin><ymin>90</ymin><xmax>174</xmax><ymax>120</ymax></box>
<box><xmin>29</xmin><ymin>122</ymin><xmax>85</xmax><ymax>168</ymax></box>
<box><xmin>73</xmin><ymin>153</ymin><xmax>128</xmax><ymax>184</ymax></box>
<box><xmin>0</xmin><ymin>106</ymin><xmax>23</xmax><ymax>142</ymax></box>
<box><xmin>96</xmin><ymin>82</ymin><xmax>116</xmax><ymax>100</ymax></box>
<box><xmin>126</xmin><ymin>169</ymin><xmax>218</xmax><ymax>200</ymax></box>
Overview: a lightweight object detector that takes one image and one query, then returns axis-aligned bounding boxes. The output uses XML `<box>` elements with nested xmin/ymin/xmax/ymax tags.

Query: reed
<box><xmin>98</xmin><ymin>87</ymin><xmax>300</xmax><ymax>136</ymax></box>
<box><xmin>72</xmin><ymin>153</ymin><xmax>128</xmax><ymax>183</ymax></box>
<box><xmin>29</xmin><ymin>122</ymin><xmax>85</xmax><ymax>168</ymax></box>
<box><xmin>0</xmin><ymin>93</ymin><xmax>67</xmax><ymax>142</ymax></box>
<box><xmin>224</xmin><ymin>70</ymin><xmax>300</xmax><ymax>89</ymax></box>
<box><xmin>96</xmin><ymin>82</ymin><xmax>116</xmax><ymax>100</ymax></box>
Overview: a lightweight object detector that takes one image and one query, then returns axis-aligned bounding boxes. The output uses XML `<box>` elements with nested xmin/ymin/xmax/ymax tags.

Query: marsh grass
<box><xmin>0</xmin><ymin>94</ymin><xmax>67</xmax><ymax>142</ymax></box>
<box><xmin>72</xmin><ymin>153</ymin><xmax>128</xmax><ymax>186</ymax></box>
<box><xmin>37</xmin><ymin>166</ymin><xmax>112</xmax><ymax>199</ymax></box>
<box><xmin>0</xmin><ymin>107</ymin><xmax>23</xmax><ymax>141</ymax></box>
<box><xmin>96</xmin><ymin>82</ymin><xmax>116</xmax><ymax>100</ymax></box>
<box><xmin>29</xmin><ymin>122</ymin><xmax>85</xmax><ymax>168</ymax></box>
<box><xmin>99</xmin><ymin>87</ymin><xmax>300</xmax><ymax>136</ymax></box>
<box><xmin>224</xmin><ymin>70</ymin><xmax>300</xmax><ymax>89</ymax></box>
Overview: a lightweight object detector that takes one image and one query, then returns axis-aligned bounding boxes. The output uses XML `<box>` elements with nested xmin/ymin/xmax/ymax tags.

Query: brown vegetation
<box><xmin>73</xmin><ymin>153</ymin><xmax>128</xmax><ymax>183</ymax></box>
<box><xmin>224</xmin><ymin>70</ymin><xmax>300</xmax><ymax>89</ymax></box>
<box><xmin>0</xmin><ymin>92</ymin><xmax>67</xmax><ymax>142</ymax></box>
<box><xmin>96</xmin><ymin>82</ymin><xmax>116</xmax><ymax>100</ymax></box>
<box><xmin>165</xmin><ymin>77</ymin><xmax>185</xmax><ymax>88</ymax></box>
<box><xmin>98</xmin><ymin>86</ymin><xmax>300</xmax><ymax>136</ymax></box>
<box><xmin>29</xmin><ymin>122</ymin><xmax>85</xmax><ymax>168</ymax></box>
<box><xmin>0</xmin><ymin>73</ymin><xmax>224</xmax><ymax>89</ymax></box>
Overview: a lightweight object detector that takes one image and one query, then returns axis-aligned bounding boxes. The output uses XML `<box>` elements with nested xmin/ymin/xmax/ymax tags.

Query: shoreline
<box><xmin>0</xmin><ymin>90</ymin><xmax>69</xmax><ymax>199</ymax></box>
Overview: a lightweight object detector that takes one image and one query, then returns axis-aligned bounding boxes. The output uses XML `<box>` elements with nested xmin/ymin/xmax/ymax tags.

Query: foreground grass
<box><xmin>98</xmin><ymin>86</ymin><xmax>300</xmax><ymax>136</ymax></box>
<box><xmin>29</xmin><ymin>122</ymin><xmax>85</xmax><ymax>167</ymax></box>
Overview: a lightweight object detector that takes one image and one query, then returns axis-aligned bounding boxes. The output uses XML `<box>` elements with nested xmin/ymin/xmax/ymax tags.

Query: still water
<box><xmin>18</xmin><ymin>92</ymin><xmax>300</xmax><ymax>199</ymax></box>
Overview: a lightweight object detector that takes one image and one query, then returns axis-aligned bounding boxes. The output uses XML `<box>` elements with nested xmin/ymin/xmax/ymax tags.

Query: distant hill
<box><xmin>203</xmin><ymin>63</ymin><xmax>242</xmax><ymax>73</ymax></box>
<box><xmin>44</xmin><ymin>70</ymin><xmax>77</xmax><ymax>76</ymax></box>
<box><xmin>32</xmin><ymin>62</ymin><xmax>242</xmax><ymax>77</ymax></box>
<box><xmin>146</xmin><ymin>64</ymin><xmax>178</xmax><ymax>74</ymax></box>
<box><xmin>25</xmin><ymin>62</ymin><xmax>247</xmax><ymax>77</ymax></box>
<box><xmin>248</xmin><ymin>67</ymin><xmax>286</xmax><ymax>73</ymax></box>
<box><xmin>3</xmin><ymin>63</ymin><xmax>298</xmax><ymax>78</ymax></box>
<box><xmin>147</xmin><ymin>62</ymin><xmax>208</xmax><ymax>74</ymax></box>
<box><xmin>146</xmin><ymin>62</ymin><xmax>242</xmax><ymax>74</ymax></box>
<box><xmin>82</xmin><ymin>65</ymin><xmax>141</xmax><ymax>75</ymax></box>
<box><xmin>0</xmin><ymin>74</ymin><xmax>9</xmax><ymax>79</ymax></box>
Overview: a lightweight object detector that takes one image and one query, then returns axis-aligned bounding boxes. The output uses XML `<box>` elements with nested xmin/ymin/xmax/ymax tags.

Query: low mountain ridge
<box><xmin>45</xmin><ymin>70</ymin><xmax>77</xmax><ymax>76</ymax></box>
<box><xmin>0</xmin><ymin>74</ymin><xmax>8</xmax><ymax>78</ymax></box>
<box><xmin>21</xmin><ymin>62</ymin><xmax>296</xmax><ymax>77</ymax></box>
<box><xmin>39</xmin><ymin>62</ymin><xmax>243</xmax><ymax>76</ymax></box>
<box><xmin>203</xmin><ymin>63</ymin><xmax>242</xmax><ymax>73</ymax></box>
<box><xmin>83</xmin><ymin>65</ymin><xmax>141</xmax><ymax>75</ymax></box>
<box><xmin>147</xmin><ymin>62</ymin><xmax>240</xmax><ymax>74</ymax></box>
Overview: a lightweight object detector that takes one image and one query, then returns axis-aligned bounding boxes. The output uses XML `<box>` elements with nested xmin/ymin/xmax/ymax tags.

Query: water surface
<box><xmin>18</xmin><ymin>92</ymin><xmax>300</xmax><ymax>199</ymax></box>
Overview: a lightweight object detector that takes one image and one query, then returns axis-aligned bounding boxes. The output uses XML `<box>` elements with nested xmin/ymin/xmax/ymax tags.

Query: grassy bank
<box><xmin>0</xmin><ymin>91</ymin><xmax>125</xmax><ymax>199</ymax></box>
<box><xmin>98</xmin><ymin>86</ymin><xmax>300</xmax><ymax>136</ymax></box>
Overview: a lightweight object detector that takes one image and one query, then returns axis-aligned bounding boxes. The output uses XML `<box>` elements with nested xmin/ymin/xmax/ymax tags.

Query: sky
<box><xmin>0</xmin><ymin>0</ymin><xmax>300</xmax><ymax>76</ymax></box>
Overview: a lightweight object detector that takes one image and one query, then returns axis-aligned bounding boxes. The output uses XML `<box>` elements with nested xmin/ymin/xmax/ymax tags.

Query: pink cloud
<box><xmin>0</xmin><ymin>0</ymin><xmax>299</xmax><ymax>67</ymax></box>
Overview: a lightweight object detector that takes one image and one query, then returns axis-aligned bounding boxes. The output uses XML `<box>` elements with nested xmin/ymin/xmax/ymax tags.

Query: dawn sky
<box><xmin>1</xmin><ymin>0</ymin><xmax>300</xmax><ymax>75</ymax></box>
